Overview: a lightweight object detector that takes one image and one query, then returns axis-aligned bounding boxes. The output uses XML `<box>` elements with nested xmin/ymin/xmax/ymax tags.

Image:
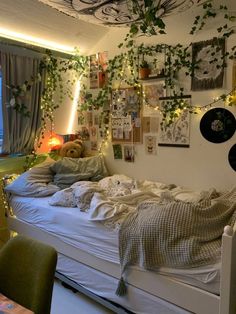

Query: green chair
<box><xmin>0</xmin><ymin>235</ymin><xmax>57</xmax><ymax>314</ymax></box>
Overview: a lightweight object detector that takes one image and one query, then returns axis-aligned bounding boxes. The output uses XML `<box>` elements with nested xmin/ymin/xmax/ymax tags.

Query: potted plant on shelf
<box><xmin>139</xmin><ymin>60</ymin><xmax>151</xmax><ymax>79</ymax></box>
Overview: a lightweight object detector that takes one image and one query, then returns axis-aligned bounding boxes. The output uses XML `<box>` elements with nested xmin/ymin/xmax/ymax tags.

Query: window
<box><xmin>0</xmin><ymin>73</ymin><xmax>3</xmax><ymax>153</ymax></box>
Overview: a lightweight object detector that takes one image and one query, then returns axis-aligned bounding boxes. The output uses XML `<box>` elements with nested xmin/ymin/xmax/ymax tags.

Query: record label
<box><xmin>228</xmin><ymin>144</ymin><xmax>236</xmax><ymax>172</ymax></box>
<box><xmin>200</xmin><ymin>108</ymin><xmax>236</xmax><ymax>143</ymax></box>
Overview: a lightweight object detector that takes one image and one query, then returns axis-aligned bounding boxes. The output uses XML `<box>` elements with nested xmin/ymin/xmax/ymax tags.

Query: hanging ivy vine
<box><xmin>9</xmin><ymin>0</ymin><xmax>236</xmax><ymax>140</ymax></box>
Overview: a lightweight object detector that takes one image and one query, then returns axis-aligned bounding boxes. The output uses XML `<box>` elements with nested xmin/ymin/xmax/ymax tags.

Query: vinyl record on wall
<box><xmin>200</xmin><ymin>108</ymin><xmax>236</xmax><ymax>143</ymax></box>
<box><xmin>228</xmin><ymin>144</ymin><xmax>236</xmax><ymax>171</ymax></box>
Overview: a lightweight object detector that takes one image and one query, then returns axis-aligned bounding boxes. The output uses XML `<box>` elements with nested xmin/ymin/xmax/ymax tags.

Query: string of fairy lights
<box><xmin>97</xmin><ymin>85</ymin><xmax>236</xmax><ymax>153</ymax></box>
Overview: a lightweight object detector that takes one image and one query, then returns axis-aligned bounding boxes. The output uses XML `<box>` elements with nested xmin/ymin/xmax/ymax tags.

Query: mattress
<box><xmin>10</xmin><ymin>195</ymin><xmax>221</xmax><ymax>294</ymax></box>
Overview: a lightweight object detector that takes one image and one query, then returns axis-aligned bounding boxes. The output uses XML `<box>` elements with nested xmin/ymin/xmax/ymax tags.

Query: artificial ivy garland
<box><xmin>8</xmin><ymin>0</ymin><xmax>236</xmax><ymax>138</ymax></box>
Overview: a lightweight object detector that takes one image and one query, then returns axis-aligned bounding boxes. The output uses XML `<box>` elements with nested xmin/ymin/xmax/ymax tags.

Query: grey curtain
<box><xmin>0</xmin><ymin>50</ymin><xmax>44</xmax><ymax>154</ymax></box>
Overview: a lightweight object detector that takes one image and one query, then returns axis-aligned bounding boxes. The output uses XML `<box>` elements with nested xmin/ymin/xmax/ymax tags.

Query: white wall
<box><xmin>84</xmin><ymin>1</ymin><xmax>236</xmax><ymax>191</ymax></box>
<box><xmin>0</xmin><ymin>0</ymin><xmax>234</xmax><ymax>191</ymax></box>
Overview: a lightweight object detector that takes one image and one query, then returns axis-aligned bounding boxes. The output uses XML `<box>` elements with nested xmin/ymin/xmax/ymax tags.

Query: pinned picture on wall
<box><xmin>77</xmin><ymin>126</ymin><xmax>90</xmax><ymax>141</ymax></box>
<box><xmin>232</xmin><ymin>59</ymin><xmax>236</xmax><ymax>90</ymax></box>
<box><xmin>191</xmin><ymin>37</ymin><xmax>225</xmax><ymax>91</ymax></box>
<box><xmin>124</xmin><ymin>145</ymin><xmax>135</xmax><ymax>162</ymax></box>
<box><xmin>89</xmin><ymin>52</ymin><xmax>108</xmax><ymax>89</ymax></box>
<box><xmin>113</xmin><ymin>144</ymin><xmax>123</xmax><ymax>160</ymax></box>
<box><xmin>145</xmin><ymin>135</ymin><xmax>157</xmax><ymax>155</ymax></box>
<box><xmin>91</xmin><ymin>141</ymin><xmax>98</xmax><ymax>151</ymax></box>
<box><xmin>90</xmin><ymin>126</ymin><xmax>98</xmax><ymax>141</ymax></box>
<box><xmin>143</xmin><ymin>81</ymin><xmax>166</xmax><ymax>107</ymax></box>
<box><xmin>125</xmin><ymin>88</ymin><xmax>140</xmax><ymax>112</ymax></box>
<box><xmin>111</xmin><ymin>89</ymin><xmax>127</xmax><ymax>117</ymax></box>
<box><xmin>158</xmin><ymin>109</ymin><xmax>190</xmax><ymax>147</ymax></box>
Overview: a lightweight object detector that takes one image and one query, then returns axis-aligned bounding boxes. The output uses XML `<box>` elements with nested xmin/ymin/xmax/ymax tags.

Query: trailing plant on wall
<box><xmin>9</xmin><ymin>48</ymin><xmax>89</xmax><ymax>148</ymax></box>
<box><xmin>9</xmin><ymin>0</ymin><xmax>236</xmax><ymax>139</ymax></box>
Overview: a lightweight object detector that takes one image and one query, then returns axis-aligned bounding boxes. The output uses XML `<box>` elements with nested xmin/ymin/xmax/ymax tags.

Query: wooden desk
<box><xmin>0</xmin><ymin>294</ymin><xmax>34</xmax><ymax>314</ymax></box>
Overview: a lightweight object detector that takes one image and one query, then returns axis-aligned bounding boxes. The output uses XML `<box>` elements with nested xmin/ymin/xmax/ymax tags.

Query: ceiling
<box><xmin>0</xmin><ymin>0</ymin><xmax>234</xmax><ymax>55</ymax></box>
<box><xmin>0</xmin><ymin>0</ymin><xmax>199</xmax><ymax>54</ymax></box>
<box><xmin>37</xmin><ymin>0</ymin><xmax>196</xmax><ymax>26</ymax></box>
<box><xmin>0</xmin><ymin>0</ymin><xmax>109</xmax><ymax>54</ymax></box>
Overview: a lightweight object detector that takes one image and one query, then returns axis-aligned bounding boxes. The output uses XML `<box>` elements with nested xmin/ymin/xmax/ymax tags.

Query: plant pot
<box><xmin>139</xmin><ymin>67</ymin><xmax>151</xmax><ymax>79</ymax></box>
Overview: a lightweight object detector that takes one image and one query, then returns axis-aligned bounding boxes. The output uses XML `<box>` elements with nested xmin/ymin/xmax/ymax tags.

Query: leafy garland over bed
<box><xmin>8</xmin><ymin>0</ymin><xmax>236</xmax><ymax>144</ymax></box>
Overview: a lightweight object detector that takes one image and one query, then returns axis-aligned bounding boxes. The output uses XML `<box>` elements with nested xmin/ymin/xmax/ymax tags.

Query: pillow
<box><xmin>4</xmin><ymin>158</ymin><xmax>60</xmax><ymax>197</ymax></box>
<box><xmin>50</xmin><ymin>154</ymin><xmax>108</xmax><ymax>189</ymax></box>
<box><xmin>26</xmin><ymin>157</ymin><xmax>56</xmax><ymax>183</ymax></box>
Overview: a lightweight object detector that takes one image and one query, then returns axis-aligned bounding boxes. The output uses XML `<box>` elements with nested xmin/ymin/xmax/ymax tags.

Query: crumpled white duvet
<box><xmin>49</xmin><ymin>174</ymin><xmax>220</xmax><ymax>229</ymax></box>
<box><xmin>49</xmin><ymin>175</ymin><xmax>160</xmax><ymax>228</ymax></box>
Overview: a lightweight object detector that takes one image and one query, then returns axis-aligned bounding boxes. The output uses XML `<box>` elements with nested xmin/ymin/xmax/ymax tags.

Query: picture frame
<box><xmin>89</xmin><ymin>51</ymin><xmax>108</xmax><ymax>89</ymax></box>
<box><xmin>232</xmin><ymin>59</ymin><xmax>236</xmax><ymax>90</ymax></box>
<box><xmin>124</xmin><ymin>145</ymin><xmax>135</xmax><ymax>162</ymax></box>
<box><xmin>111</xmin><ymin>87</ymin><xmax>142</xmax><ymax>144</ymax></box>
<box><xmin>158</xmin><ymin>108</ymin><xmax>190</xmax><ymax>147</ymax></box>
<box><xmin>143</xmin><ymin>81</ymin><xmax>166</xmax><ymax>108</ymax></box>
<box><xmin>191</xmin><ymin>37</ymin><xmax>225</xmax><ymax>91</ymax></box>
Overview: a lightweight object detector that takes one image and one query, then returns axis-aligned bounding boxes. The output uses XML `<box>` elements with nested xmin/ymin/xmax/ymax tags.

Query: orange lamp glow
<box><xmin>48</xmin><ymin>134</ymin><xmax>64</xmax><ymax>151</ymax></box>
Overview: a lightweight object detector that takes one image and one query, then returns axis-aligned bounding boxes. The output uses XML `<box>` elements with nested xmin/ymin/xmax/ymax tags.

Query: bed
<box><xmin>2</xmin><ymin>155</ymin><xmax>236</xmax><ymax>314</ymax></box>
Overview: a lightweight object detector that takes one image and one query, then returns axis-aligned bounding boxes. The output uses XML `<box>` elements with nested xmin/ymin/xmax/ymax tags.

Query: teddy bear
<box><xmin>59</xmin><ymin>139</ymin><xmax>85</xmax><ymax>158</ymax></box>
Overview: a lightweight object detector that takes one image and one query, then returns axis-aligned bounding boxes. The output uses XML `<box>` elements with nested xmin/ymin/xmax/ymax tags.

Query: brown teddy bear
<box><xmin>59</xmin><ymin>140</ymin><xmax>85</xmax><ymax>158</ymax></box>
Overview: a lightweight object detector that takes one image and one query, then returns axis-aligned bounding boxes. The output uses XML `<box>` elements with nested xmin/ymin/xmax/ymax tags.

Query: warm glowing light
<box><xmin>67</xmin><ymin>80</ymin><xmax>81</xmax><ymax>134</ymax></box>
<box><xmin>49</xmin><ymin>137</ymin><xmax>61</xmax><ymax>147</ymax></box>
<box><xmin>0</xmin><ymin>27</ymin><xmax>75</xmax><ymax>54</ymax></box>
<box><xmin>174</xmin><ymin>108</ymin><xmax>182</xmax><ymax>116</ymax></box>
<box><xmin>48</xmin><ymin>134</ymin><xmax>64</xmax><ymax>150</ymax></box>
<box><xmin>195</xmin><ymin>107</ymin><xmax>202</xmax><ymax>114</ymax></box>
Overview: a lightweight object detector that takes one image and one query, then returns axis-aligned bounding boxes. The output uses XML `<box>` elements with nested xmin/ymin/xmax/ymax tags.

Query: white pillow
<box><xmin>4</xmin><ymin>159</ymin><xmax>60</xmax><ymax>197</ymax></box>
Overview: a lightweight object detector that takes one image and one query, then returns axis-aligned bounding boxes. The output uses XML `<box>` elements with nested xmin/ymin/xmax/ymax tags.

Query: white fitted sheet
<box><xmin>10</xmin><ymin>195</ymin><xmax>220</xmax><ymax>294</ymax></box>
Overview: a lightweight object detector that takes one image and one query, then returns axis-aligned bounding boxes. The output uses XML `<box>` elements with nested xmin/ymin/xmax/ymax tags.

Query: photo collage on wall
<box><xmin>89</xmin><ymin>51</ymin><xmax>108</xmax><ymax>89</ymax></box>
<box><xmin>111</xmin><ymin>87</ymin><xmax>142</xmax><ymax>162</ymax></box>
<box><xmin>77</xmin><ymin>110</ymin><xmax>104</xmax><ymax>152</ymax></box>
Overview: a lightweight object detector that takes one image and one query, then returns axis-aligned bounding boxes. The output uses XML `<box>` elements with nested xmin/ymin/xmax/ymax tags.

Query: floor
<box><xmin>51</xmin><ymin>279</ymin><xmax>114</xmax><ymax>314</ymax></box>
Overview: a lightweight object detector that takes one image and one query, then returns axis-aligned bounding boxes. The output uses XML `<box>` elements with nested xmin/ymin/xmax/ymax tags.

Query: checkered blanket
<box><xmin>116</xmin><ymin>187</ymin><xmax>236</xmax><ymax>295</ymax></box>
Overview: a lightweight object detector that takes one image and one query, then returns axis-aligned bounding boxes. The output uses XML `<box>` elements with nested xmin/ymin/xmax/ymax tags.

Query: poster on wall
<box><xmin>143</xmin><ymin>81</ymin><xmax>166</xmax><ymax>107</ymax></box>
<box><xmin>191</xmin><ymin>37</ymin><xmax>225</xmax><ymax>91</ymax></box>
<box><xmin>124</xmin><ymin>145</ymin><xmax>135</xmax><ymax>162</ymax></box>
<box><xmin>145</xmin><ymin>135</ymin><xmax>157</xmax><ymax>155</ymax></box>
<box><xmin>113</xmin><ymin>144</ymin><xmax>123</xmax><ymax>160</ymax></box>
<box><xmin>232</xmin><ymin>59</ymin><xmax>236</xmax><ymax>90</ymax></box>
<box><xmin>89</xmin><ymin>51</ymin><xmax>108</xmax><ymax>89</ymax></box>
<box><xmin>111</xmin><ymin>88</ymin><xmax>142</xmax><ymax>143</ymax></box>
<box><xmin>158</xmin><ymin>109</ymin><xmax>190</xmax><ymax>147</ymax></box>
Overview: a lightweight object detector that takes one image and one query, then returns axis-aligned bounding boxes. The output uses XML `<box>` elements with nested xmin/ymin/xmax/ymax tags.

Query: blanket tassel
<box><xmin>115</xmin><ymin>276</ymin><xmax>127</xmax><ymax>296</ymax></box>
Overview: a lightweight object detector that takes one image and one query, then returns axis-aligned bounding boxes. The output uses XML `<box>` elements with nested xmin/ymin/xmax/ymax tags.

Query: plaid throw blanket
<box><xmin>116</xmin><ymin>187</ymin><xmax>236</xmax><ymax>296</ymax></box>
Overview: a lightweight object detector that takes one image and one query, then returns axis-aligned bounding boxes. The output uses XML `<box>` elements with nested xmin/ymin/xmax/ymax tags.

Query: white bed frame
<box><xmin>6</xmin><ymin>215</ymin><xmax>236</xmax><ymax>314</ymax></box>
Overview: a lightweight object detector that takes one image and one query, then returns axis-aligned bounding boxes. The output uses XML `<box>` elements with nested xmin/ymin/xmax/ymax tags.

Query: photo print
<box><xmin>145</xmin><ymin>135</ymin><xmax>157</xmax><ymax>155</ymax></box>
<box><xmin>143</xmin><ymin>82</ymin><xmax>165</xmax><ymax>107</ymax></box>
<box><xmin>124</xmin><ymin>145</ymin><xmax>135</xmax><ymax>162</ymax></box>
<box><xmin>113</xmin><ymin>144</ymin><xmax>123</xmax><ymax>160</ymax></box>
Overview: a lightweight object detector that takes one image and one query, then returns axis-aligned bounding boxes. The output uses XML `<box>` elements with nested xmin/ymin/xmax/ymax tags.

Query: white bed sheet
<box><xmin>10</xmin><ymin>195</ymin><xmax>220</xmax><ymax>294</ymax></box>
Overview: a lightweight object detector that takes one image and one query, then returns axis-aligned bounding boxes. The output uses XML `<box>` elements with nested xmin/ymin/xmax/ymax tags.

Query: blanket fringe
<box><xmin>115</xmin><ymin>276</ymin><xmax>127</xmax><ymax>296</ymax></box>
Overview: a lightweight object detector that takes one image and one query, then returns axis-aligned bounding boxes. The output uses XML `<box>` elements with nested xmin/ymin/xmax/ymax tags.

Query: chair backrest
<box><xmin>0</xmin><ymin>235</ymin><xmax>57</xmax><ymax>314</ymax></box>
